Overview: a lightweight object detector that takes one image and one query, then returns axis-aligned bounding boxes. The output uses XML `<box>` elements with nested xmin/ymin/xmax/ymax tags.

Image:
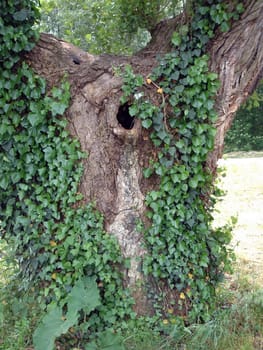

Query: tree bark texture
<box><xmin>207</xmin><ymin>0</ymin><xmax>263</xmax><ymax>171</ymax></box>
<box><xmin>25</xmin><ymin>0</ymin><xmax>263</xmax><ymax>313</ymax></box>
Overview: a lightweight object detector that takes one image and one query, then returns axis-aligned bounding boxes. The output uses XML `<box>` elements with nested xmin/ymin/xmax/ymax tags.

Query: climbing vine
<box><xmin>0</xmin><ymin>0</ymin><xmax>246</xmax><ymax>346</ymax></box>
<box><xmin>121</xmin><ymin>0</ymin><xmax>243</xmax><ymax>322</ymax></box>
<box><xmin>0</xmin><ymin>0</ymin><xmax>133</xmax><ymax>345</ymax></box>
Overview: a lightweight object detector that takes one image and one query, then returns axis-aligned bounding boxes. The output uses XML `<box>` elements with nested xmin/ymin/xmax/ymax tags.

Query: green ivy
<box><xmin>0</xmin><ymin>0</ymin><xmax>133</xmax><ymax>345</ymax></box>
<box><xmin>0</xmin><ymin>0</ymin><xmax>245</xmax><ymax>345</ymax></box>
<box><xmin>120</xmin><ymin>0</ymin><xmax>243</xmax><ymax>322</ymax></box>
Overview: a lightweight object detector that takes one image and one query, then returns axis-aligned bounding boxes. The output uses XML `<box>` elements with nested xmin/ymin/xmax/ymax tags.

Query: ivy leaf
<box><xmin>174</xmin><ymin>85</ymin><xmax>184</xmax><ymax>93</ymax></box>
<box><xmin>143</xmin><ymin>167</ymin><xmax>153</xmax><ymax>178</ymax></box>
<box><xmin>237</xmin><ymin>3</ymin><xmax>244</xmax><ymax>13</ymax></box>
<box><xmin>170</xmin><ymin>71</ymin><xmax>179</xmax><ymax>81</ymax></box>
<box><xmin>149</xmin><ymin>202</ymin><xmax>159</xmax><ymax>212</ymax></box>
<box><xmin>175</xmin><ymin>139</ymin><xmax>185</xmax><ymax>149</ymax></box>
<box><xmin>220</xmin><ymin>21</ymin><xmax>230</xmax><ymax>32</ymax></box>
<box><xmin>148</xmin><ymin>191</ymin><xmax>159</xmax><ymax>201</ymax></box>
<box><xmin>199</xmin><ymin>6</ymin><xmax>209</xmax><ymax>15</ymax></box>
<box><xmin>13</xmin><ymin>9</ymin><xmax>31</xmax><ymax>21</ymax></box>
<box><xmin>0</xmin><ymin>176</ymin><xmax>9</xmax><ymax>190</ymax></box>
<box><xmin>171</xmin><ymin>32</ymin><xmax>181</xmax><ymax>47</ymax></box>
<box><xmin>50</xmin><ymin>101</ymin><xmax>68</xmax><ymax>116</ymax></box>
<box><xmin>129</xmin><ymin>105</ymin><xmax>138</xmax><ymax>117</ymax></box>
<box><xmin>28</xmin><ymin>113</ymin><xmax>44</xmax><ymax>127</ymax></box>
<box><xmin>189</xmin><ymin>177</ymin><xmax>198</xmax><ymax>189</ymax></box>
<box><xmin>85</xmin><ymin>330</ymin><xmax>125</xmax><ymax>350</ymax></box>
<box><xmin>142</xmin><ymin>118</ymin><xmax>152</xmax><ymax>129</ymax></box>
<box><xmin>153</xmin><ymin>214</ymin><xmax>162</xmax><ymax>225</ymax></box>
<box><xmin>207</xmin><ymin>72</ymin><xmax>218</xmax><ymax>81</ymax></box>
<box><xmin>157</xmin><ymin>129</ymin><xmax>168</xmax><ymax>141</ymax></box>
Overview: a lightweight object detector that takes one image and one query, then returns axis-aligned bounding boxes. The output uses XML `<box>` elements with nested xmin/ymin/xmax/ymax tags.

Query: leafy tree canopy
<box><xmin>39</xmin><ymin>0</ymin><xmax>183</xmax><ymax>54</ymax></box>
<box><xmin>225</xmin><ymin>81</ymin><xmax>263</xmax><ymax>152</ymax></box>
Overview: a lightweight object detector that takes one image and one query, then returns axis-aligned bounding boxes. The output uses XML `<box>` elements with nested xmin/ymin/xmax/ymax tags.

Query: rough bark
<box><xmin>25</xmin><ymin>0</ymin><xmax>263</xmax><ymax>313</ymax></box>
<box><xmin>207</xmin><ymin>0</ymin><xmax>263</xmax><ymax>172</ymax></box>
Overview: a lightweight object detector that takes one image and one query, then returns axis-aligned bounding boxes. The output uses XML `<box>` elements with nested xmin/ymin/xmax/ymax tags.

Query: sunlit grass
<box><xmin>1</xmin><ymin>257</ymin><xmax>262</xmax><ymax>350</ymax></box>
<box><xmin>123</xmin><ymin>264</ymin><xmax>263</xmax><ymax>350</ymax></box>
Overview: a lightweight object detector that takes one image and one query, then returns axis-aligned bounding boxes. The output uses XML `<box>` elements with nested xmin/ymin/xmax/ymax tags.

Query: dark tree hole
<box><xmin>117</xmin><ymin>103</ymin><xmax>135</xmax><ymax>130</ymax></box>
<box><xmin>72</xmin><ymin>56</ymin><xmax>81</xmax><ymax>64</ymax></box>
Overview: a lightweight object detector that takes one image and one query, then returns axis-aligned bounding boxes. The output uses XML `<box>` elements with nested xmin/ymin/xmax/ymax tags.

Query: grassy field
<box><xmin>214</xmin><ymin>151</ymin><xmax>263</xmax><ymax>285</ymax></box>
<box><xmin>0</xmin><ymin>152</ymin><xmax>263</xmax><ymax>349</ymax></box>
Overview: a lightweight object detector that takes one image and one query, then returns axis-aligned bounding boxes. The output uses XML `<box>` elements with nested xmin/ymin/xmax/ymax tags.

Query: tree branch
<box><xmin>207</xmin><ymin>0</ymin><xmax>263</xmax><ymax>172</ymax></box>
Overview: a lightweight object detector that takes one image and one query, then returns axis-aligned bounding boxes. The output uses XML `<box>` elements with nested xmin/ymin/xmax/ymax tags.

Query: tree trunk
<box><xmin>25</xmin><ymin>0</ymin><xmax>263</xmax><ymax>314</ymax></box>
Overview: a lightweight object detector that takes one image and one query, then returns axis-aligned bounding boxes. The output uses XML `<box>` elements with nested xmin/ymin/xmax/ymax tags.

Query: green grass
<box><xmin>214</xmin><ymin>154</ymin><xmax>263</xmax><ymax>286</ymax></box>
<box><xmin>122</xmin><ymin>266</ymin><xmax>263</xmax><ymax>350</ymax></box>
<box><xmin>1</xmin><ymin>261</ymin><xmax>262</xmax><ymax>350</ymax></box>
<box><xmin>184</xmin><ymin>273</ymin><xmax>263</xmax><ymax>350</ymax></box>
<box><xmin>1</xmin><ymin>264</ymin><xmax>262</xmax><ymax>350</ymax></box>
<box><xmin>0</xmin><ymin>243</ymin><xmax>42</xmax><ymax>350</ymax></box>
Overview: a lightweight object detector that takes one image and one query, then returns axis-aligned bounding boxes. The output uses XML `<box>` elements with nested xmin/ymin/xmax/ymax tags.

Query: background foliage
<box><xmin>39</xmin><ymin>0</ymin><xmax>182</xmax><ymax>54</ymax></box>
<box><xmin>225</xmin><ymin>81</ymin><xmax>263</xmax><ymax>152</ymax></box>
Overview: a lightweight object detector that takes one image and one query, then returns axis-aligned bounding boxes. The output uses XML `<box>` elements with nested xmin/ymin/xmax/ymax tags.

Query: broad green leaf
<box><xmin>33</xmin><ymin>306</ymin><xmax>75</xmax><ymax>350</ymax></box>
<box><xmin>67</xmin><ymin>277</ymin><xmax>100</xmax><ymax>317</ymax></box>
<box><xmin>33</xmin><ymin>278</ymin><xmax>100</xmax><ymax>350</ymax></box>
<box><xmin>100</xmin><ymin>330</ymin><xmax>125</xmax><ymax>350</ymax></box>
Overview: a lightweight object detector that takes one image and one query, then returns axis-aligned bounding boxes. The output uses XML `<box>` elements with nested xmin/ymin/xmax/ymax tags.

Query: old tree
<box><xmin>1</xmin><ymin>0</ymin><xmax>263</xmax><ymax>336</ymax></box>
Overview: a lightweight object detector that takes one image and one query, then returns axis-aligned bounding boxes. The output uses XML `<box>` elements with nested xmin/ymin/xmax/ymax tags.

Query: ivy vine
<box><xmin>121</xmin><ymin>0</ymin><xmax>243</xmax><ymax>322</ymax></box>
<box><xmin>0</xmin><ymin>0</ymin><xmax>133</xmax><ymax>344</ymax></box>
<box><xmin>0</xmin><ymin>0</ymin><xmax>245</xmax><ymax>345</ymax></box>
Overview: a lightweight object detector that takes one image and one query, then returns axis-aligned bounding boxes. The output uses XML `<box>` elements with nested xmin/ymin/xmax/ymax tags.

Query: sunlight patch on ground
<box><xmin>214</xmin><ymin>153</ymin><xmax>263</xmax><ymax>285</ymax></box>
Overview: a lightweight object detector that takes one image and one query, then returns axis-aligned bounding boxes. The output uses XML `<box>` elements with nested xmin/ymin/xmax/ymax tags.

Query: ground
<box><xmin>214</xmin><ymin>151</ymin><xmax>263</xmax><ymax>285</ymax></box>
